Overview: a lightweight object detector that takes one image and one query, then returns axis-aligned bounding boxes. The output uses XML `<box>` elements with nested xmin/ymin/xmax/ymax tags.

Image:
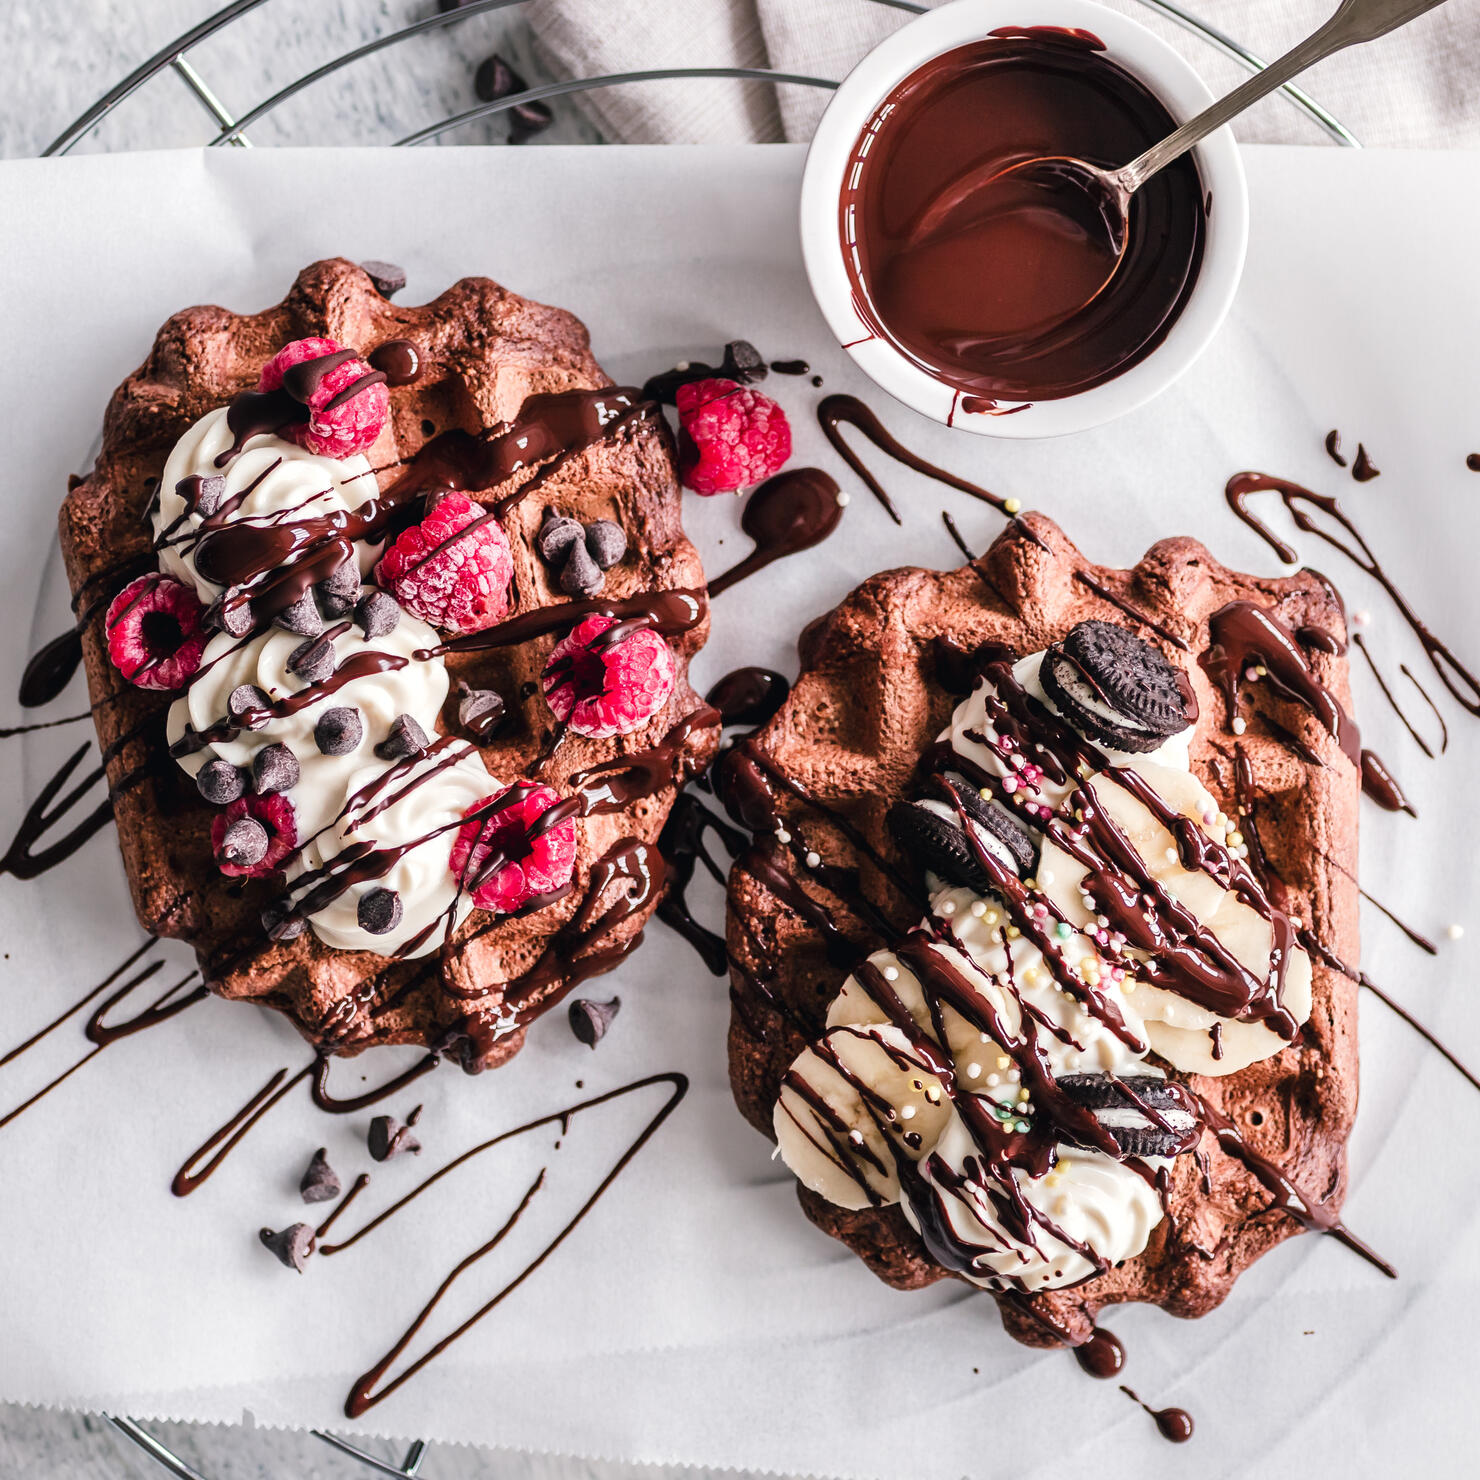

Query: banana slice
<box><xmin>774</xmin><ymin>1023</ymin><xmax>951</xmax><ymax>1210</ymax></box>
<box><xmin>1137</xmin><ymin>895</ymin><xmax>1313</xmax><ymax>1075</ymax></box>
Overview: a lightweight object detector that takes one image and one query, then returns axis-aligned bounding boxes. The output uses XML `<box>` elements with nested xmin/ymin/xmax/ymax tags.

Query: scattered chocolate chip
<box><xmin>259</xmin><ymin>1222</ymin><xmax>315</xmax><ymax>1273</ymax></box>
<box><xmin>473</xmin><ymin>53</ymin><xmax>554</xmax><ymax>143</ymax></box>
<box><xmin>360</xmin><ymin>260</ymin><xmax>407</xmax><ymax>298</ymax></box>
<box><xmin>196</xmin><ymin>758</ymin><xmax>246</xmax><ymax>805</ymax></box>
<box><xmin>208</xmin><ymin>596</ymin><xmax>254</xmax><ymax>637</ymax></box>
<box><xmin>568</xmin><ymin>995</ymin><xmax>621</xmax><ymax>1048</ymax></box>
<box><xmin>376</xmin><ymin>714</ymin><xmax>429</xmax><ymax>761</ymax></box>
<box><xmin>358</xmin><ymin>887</ymin><xmax>403</xmax><ymax>936</ymax></box>
<box><xmin>455</xmin><ymin>680</ymin><xmax>506</xmax><ymax>740</ymax></box>
<box><xmin>261</xmin><ymin>898</ymin><xmax>306</xmax><ymax>942</ymax></box>
<box><xmin>287</xmin><ymin>632</ymin><xmax>337</xmax><ymax>684</ymax></box>
<box><xmin>274</xmin><ymin>589</ymin><xmax>325</xmax><ymax>638</ymax></box>
<box><xmin>368</xmin><ymin>1114</ymin><xmax>421</xmax><ymax>1161</ymax></box>
<box><xmin>719</xmin><ymin>339</ymin><xmax>767</xmax><ymax>384</ymax></box>
<box><xmin>641</xmin><ymin>341</ymin><xmax>768</xmax><ymax>404</ymax></box>
<box><xmin>354</xmin><ymin>590</ymin><xmax>400</xmax><ymax>638</ymax></box>
<box><xmin>252</xmin><ymin>743</ymin><xmax>300</xmax><ymax>795</ymax></box>
<box><xmin>584</xmin><ymin>520</ymin><xmax>627</xmax><ymax>570</ymax></box>
<box><xmin>317</xmin><ymin>559</ymin><xmax>361</xmax><ymax>619</ymax></box>
<box><xmin>179</xmin><ymin>473</ymin><xmax>227</xmax><ymax>518</ymax></box>
<box><xmin>314</xmin><ymin>706</ymin><xmax>363</xmax><ymax>756</ymax></box>
<box><xmin>228</xmin><ymin>684</ymin><xmax>271</xmax><ymax>728</ymax></box>
<box><xmin>218</xmin><ymin>816</ymin><xmax>269</xmax><ymax>869</ymax></box>
<box><xmin>559</xmin><ymin>540</ymin><xmax>603</xmax><ymax>597</ymax></box>
<box><xmin>537</xmin><ymin>511</ymin><xmax>584</xmax><ymax>561</ymax></box>
<box><xmin>299</xmin><ymin>1147</ymin><xmax>341</xmax><ymax>1205</ymax></box>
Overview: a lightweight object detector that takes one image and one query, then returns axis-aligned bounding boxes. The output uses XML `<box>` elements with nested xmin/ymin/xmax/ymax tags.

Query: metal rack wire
<box><xmin>28</xmin><ymin>1</ymin><xmax>1358</xmax><ymax>1474</ymax></box>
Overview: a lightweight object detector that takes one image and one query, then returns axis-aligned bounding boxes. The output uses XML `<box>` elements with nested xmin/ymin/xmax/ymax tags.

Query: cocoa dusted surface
<box><xmin>60</xmin><ymin>259</ymin><xmax>715</xmax><ymax>1071</ymax></box>
<box><xmin>725</xmin><ymin>512</ymin><xmax>1360</xmax><ymax>1348</ymax></box>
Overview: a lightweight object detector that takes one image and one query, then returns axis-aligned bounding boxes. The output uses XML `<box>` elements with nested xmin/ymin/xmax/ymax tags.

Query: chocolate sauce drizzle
<box><xmin>319</xmin><ymin>1072</ymin><xmax>687</xmax><ymax>1417</ymax></box>
<box><xmin>817</xmin><ymin>394</ymin><xmax>1009</xmax><ymax>525</ymax></box>
<box><xmin>1120</xmin><ymin>1386</ymin><xmax>1194</xmax><ymax>1443</ymax></box>
<box><xmin>1353</xmin><ymin>631</ymin><xmax>1447</xmax><ymax>758</ymax></box>
<box><xmin>1225</xmin><ymin>471</ymin><xmax>1480</xmax><ymax>717</ymax></box>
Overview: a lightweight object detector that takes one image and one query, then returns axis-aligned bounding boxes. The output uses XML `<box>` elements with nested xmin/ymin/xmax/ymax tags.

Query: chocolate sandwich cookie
<box><xmin>1040</xmin><ymin>619</ymin><xmax>1194</xmax><ymax>753</ymax></box>
<box><xmin>1055</xmin><ymin>1073</ymin><xmax>1202</xmax><ymax>1159</ymax></box>
<box><xmin>888</xmin><ymin>782</ymin><xmax>1036</xmax><ymax>892</ymax></box>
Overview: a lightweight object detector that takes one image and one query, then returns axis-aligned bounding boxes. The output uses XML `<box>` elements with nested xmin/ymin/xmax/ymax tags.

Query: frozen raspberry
<box><xmin>210</xmin><ymin>793</ymin><xmax>297</xmax><ymax>879</ymax></box>
<box><xmin>257</xmin><ymin>336</ymin><xmax>389</xmax><ymax>460</ymax></box>
<box><xmin>675</xmin><ymin>377</ymin><xmax>791</xmax><ymax>494</ymax></box>
<box><xmin>375</xmin><ymin>493</ymin><xmax>514</xmax><ymax>634</ymax></box>
<box><xmin>450</xmin><ymin>782</ymin><xmax>577</xmax><ymax>914</ymax></box>
<box><xmin>541</xmin><ymin>614</ymin><xmax>675</xmax><ymax>739</ymax></box>
<box><xmin>105</xmin><ymin>574</ymin><xmax>208</xmax><ymax>691</ymax></box>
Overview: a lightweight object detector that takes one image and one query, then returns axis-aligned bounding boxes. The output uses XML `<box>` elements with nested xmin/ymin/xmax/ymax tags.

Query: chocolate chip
<box><xmin>357</xmin><ymin>888</ymin><xmax>403</xmax><ymax>936</ymax></box>
<box><xmin>228</xmin><ymin>684</ymin><xmax>271</xmax><ymax>728</ymax></box>
<box><xmin>287</xmin><ymin>632</ymin><xmax>337</xmax><ymax>684</ymax></box>
<box><xmin>314</xmin><ymin>706</ymin><xmax>363</xmax><ymax>756</ymax></box>
<box><xmin>568</xmin><ymin>995</ymin><xmax>621</xmax><ymax>1048</ymax></box>
<box><xmin>584</xmin><ymin>520</ymin><xmax>627</xmax><ymax>570</ymax></box>
<box><xmin>259</xmin><ymin>1223</ymin><xmax>315</xmax><ymax>1273</ymax></box>
<box><xmin>537</xmin><ymin>511</ymin><xmax>584</xmax><ymax>562</ymax></box>
<box><xmin>1040</xmin><ymin>620</ymin><xmax>1193</xmax><ymax>754</ymax></box>
<box><xmin>368</xmin><ymin>1114</ymin><xmax>421</xmax><ymax>1162</ymax></box>
<box><xmin>475</xmin><ymin>52</ymin><xmax>521</xmax><ymax>103</ymax></box>
<box><xmin>317</xmin><ymin>559</ymin><xmax>361</xmax><ymax>619</ymax></box>
<box><xmin>261</xmin><ymin>897</ymin><xmax>306</xmax><ymax>942</ymax></box>
<box><xmin>218</xmin><ymin>817</ymin><xmax>269</xmax><ymax>869</ymax></box>
<box><xmin>179</xmin><ymin>473</ymin><xmax>227</xmax><ymax>518</ymax></box>
<box><xmin>210</xmin><ymin>597</ymin><xmax>255</xmax><ymax>637</ymax></box>
<box><xmin>558</xmin><ymin>541</ymin><xmax>604</xmax><ymax>597</ymax></box>
<box><xmin>274</xmin><ymin>589</ymin><xmax>324</xmax><ymax>638</ymax></box>
<box><xmin>354</xmin><ymin>590</ymin><xmax>400</xmax><ymax>638</ymax></box>
<box><xmin>252</xmin><ymin>743</ymin><xmax>300</xmax><ymax>795</ymax></box>
<box><xmin>719</xmin><ymin>339</ymin><xmax>768</xmax><ymax>384</ymax></box>
<box><xmin>196</xmin><ymin>758</ymin><xmax>246</xmax><ymax>805</ymax></box>
<box><xmin>455</xmin><ymin>680</ymin><xmax>506</xmax><ymax>740</ymax></box>
<box><xmin>360</xmin><ymin>259</ymin><xmax>407</xmax><ymax>298</ymax></box>
<box><xmin>299</xmin><ymin>1147</ymin><xmax>341</xmax><ymax>1205</ymax></box>
<box><xmin>375</xmin><ymin>714</ymin><xmax>429</xmax><ymax>761</ymax></box>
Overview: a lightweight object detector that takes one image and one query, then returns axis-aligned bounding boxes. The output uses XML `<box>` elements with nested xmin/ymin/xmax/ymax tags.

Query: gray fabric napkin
<box><xmin>528</xmin><ymin>0</ymin><xmax>1480</xmax><ymax>149</ymax></box>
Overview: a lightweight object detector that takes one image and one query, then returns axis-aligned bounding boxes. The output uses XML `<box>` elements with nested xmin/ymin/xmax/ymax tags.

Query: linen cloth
<box><xmin>527</xmin><ymin>0</ymin><xmax>1480</xmax><ymax>148</ymax></box>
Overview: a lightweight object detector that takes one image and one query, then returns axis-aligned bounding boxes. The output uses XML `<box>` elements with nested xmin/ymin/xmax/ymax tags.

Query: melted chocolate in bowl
<box><xmin>841</xmin><ymin>30</ymin><xmax>1206</xmax><ymax>402</ymax></box>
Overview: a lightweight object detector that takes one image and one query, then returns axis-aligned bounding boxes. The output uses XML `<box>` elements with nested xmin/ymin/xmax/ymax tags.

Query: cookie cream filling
<box><xmin>287</xmin><ymin>744</ymin><xmax>496</xmax><ymax>958</ymax></box>
<box><xmin>773</xmin><ymin>643</ymin><xmax>1313</xmax><ymax>1293</ymax></box>
<box><xmin>153</xmin><ymin>406</ymin><xmax>382</xmax><ymax>602</ymax></box>
<box><xmin>166</xmin><ymin>609</ymin><xmax>449</xmax><ymax>841</ymax></box>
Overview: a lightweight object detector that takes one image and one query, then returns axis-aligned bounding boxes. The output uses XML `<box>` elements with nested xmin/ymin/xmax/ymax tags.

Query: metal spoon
<box><xmin>993</xmin><ymin>0</ymin><xmax>1450</xmax><ymax>268</ymax></box>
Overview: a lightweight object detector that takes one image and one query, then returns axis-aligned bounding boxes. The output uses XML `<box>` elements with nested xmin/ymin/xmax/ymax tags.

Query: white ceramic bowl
<box><xmin>799</xmin><ymin>0</ymin><xmax>1249</xmax><ymax>439</ymax></box>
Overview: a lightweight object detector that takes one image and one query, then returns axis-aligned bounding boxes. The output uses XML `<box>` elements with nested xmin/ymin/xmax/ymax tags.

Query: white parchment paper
<box><xmin>0</xmin><ymin>145</ymin><xmax>1475</xmax><ymax>1479</ymax></box>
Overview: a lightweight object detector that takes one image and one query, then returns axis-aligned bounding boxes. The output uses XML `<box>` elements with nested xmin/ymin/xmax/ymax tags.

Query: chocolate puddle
<box><xmin>707</xmin><ymin>469</ymin><xmax>844</xmax><ymax>597</ymax></box>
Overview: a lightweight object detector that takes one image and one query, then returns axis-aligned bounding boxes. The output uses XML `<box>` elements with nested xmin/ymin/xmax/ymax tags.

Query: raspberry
<box><xmin>257</xmin><ymin>336</ymin><xmax>389</xmax><ymax>460</ymax></box>
<box><xmin>105</xmin><ymin>574</ymin><xmax>208</xmax><ymax>690</ymax></box>
<box><xmin>210</xmin><ymin>793</ymin><xmax>297</xmax><ymax>879</ymax></box>
<box><xmin>375</xmin><ymin>493</ymin><xmax>514</xmax><ymax>634</ymax></box>
<box><xmin>541</xmin><ymin>614</ymin><xmax>676</xmax><ymax>739</ymax></box>
<box><xmin>675</xmin><ymin>377</ymin><xmax>791</xmax><ymax>494</ymax></box>
<box><xmin>450</xmin><ymin>782</ymin><xmax>577</xmax><ymax>914</ymax></box>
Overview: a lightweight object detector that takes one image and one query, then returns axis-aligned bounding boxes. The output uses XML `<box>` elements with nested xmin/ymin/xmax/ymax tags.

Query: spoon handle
<box><xmin>1116</xmin><ymin>0</ymin><xmax>1450</xmax><ymax>193</ymax></box>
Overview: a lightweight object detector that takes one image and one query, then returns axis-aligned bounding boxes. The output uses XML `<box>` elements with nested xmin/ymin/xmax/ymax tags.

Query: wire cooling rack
<box><xmin>28</xmin><ymin>1</ymin><xmax>1359</xmax><ymax>1475</ymax></box>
